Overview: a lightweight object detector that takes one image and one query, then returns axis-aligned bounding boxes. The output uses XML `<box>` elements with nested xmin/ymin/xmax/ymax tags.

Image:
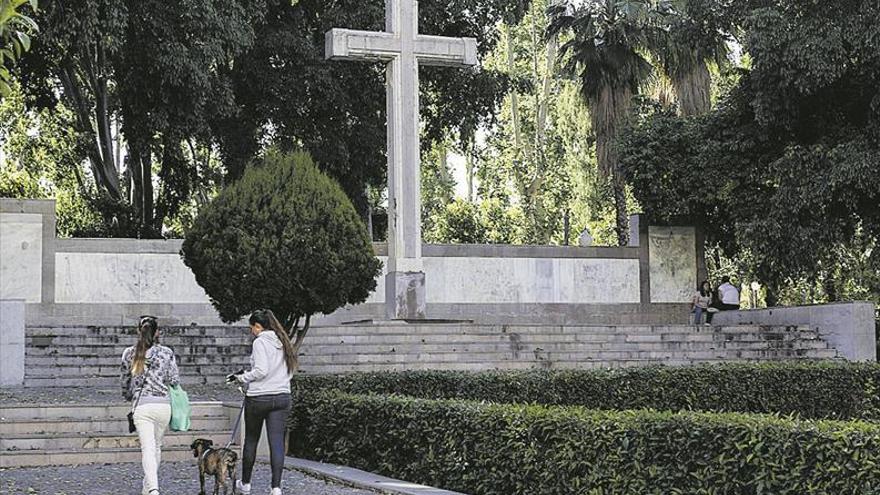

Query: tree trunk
<box><xmin>464</xmin><ymin>142</ymin><xmax>475</xmax><ymax>203</ymax></box>
<box><xmin>591</xmin><ymin>85</ymin><xmax>632</xmax><ymax>246</ymax></box>
<box><xmin>822</xmin><ymin>272</ymin><xmax>839</xmax><ymax>302</ymax></box>
<box><xmin>612</xmin><ymin>173</ymin><xmax>629</xmax><ymax>246</ymax></box>
<box><xmin>674</xmin><ymin>61</ymin><xmax>712</xmax><ymax>117</ymax></box>
<box><xmin>507</xmin><ymin>25</ymin><xmax>523</xmax><ymax>158</ymax></box>
<box><xmin>563</xmin><ymin>209</ymin><xmax>570</xmax><ymax>246</ymax></box>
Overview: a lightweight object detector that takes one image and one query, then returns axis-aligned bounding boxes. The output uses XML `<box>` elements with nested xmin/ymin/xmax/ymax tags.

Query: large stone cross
<box><xmin>326</xmin><ymin>0</ymin><xmax>477</xmax><ymax>320</ymax></box>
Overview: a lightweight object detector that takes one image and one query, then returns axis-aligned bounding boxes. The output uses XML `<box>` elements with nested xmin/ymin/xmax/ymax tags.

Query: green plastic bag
<box><xmin>168</xmin><ymin>384</ymin><xmax>191</xmax><ymax>432</ymax></box>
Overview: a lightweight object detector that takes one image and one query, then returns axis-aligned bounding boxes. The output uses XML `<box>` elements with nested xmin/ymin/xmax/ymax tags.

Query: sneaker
<box><xmin>236</xmin><ymin>481</ymin><xmax>251</xmax><ymax>494</ymax></box>
<box><xmin>270</xmin><ymin>488</ymin><xmax>282</xmax><ymax>495</ymax></box>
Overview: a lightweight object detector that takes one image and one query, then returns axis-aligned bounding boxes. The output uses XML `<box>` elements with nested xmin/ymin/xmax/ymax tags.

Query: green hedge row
<box><xmin>289</xmin><ymin>391</ymin><xmax>880</xmax><ymax>495</ymax></box>
<box><xmin>292</xmin><ymin>362</ymin><xmax>880</xmax><ymax>420</ymax></box>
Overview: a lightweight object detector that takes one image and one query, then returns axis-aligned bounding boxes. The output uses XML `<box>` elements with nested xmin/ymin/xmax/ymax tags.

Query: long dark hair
<box><xmin>132</xmin><ymin>316</ymin><xmax>158</xmax><ymax>375</ymax></box>
<box><xmin>249</xmin><ymin>309</ymin><xmax>297</xmax><ymax>373</ymax></box>
<box><xmin>698</xmin><ymin>280</ymin><xmax>711</xmax><ymax>297</ymax></box>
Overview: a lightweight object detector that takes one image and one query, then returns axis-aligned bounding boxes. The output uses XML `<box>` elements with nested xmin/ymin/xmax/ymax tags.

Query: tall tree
<box><xmin>548</xmin><ymin>0</ymin><xmax>662</xmax><ymax>245</ymax></box>
<box><xmin>652</xmin><ymin>0</ymin><xmax>731</xmax><ymax>116</ymax></box>
<box><xmin>619</xmin><ymin>0</ymin><xmax>880</xmax><ymax>301</ymax></box>
<box><xmin>16</xmin><ymin>0</ymin><xmax>264</xmax><ymax>236</ymax></box>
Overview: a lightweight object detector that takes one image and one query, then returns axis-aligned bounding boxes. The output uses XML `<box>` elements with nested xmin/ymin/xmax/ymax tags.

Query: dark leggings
<box><xmin>241</xmin><ymin>393</ymin><xmax>291</xmax><ymax>488</ymax></box>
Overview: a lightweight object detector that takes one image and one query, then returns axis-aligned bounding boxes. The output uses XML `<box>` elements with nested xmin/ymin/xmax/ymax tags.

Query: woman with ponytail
<box><xmin>228</xmin><ymin>309</ymin><xmax>296</xmax><ymax>495</ymax></box>
<box><xmin>120</xmin><ymin>316</ymin><xmax>180</xmax><ymax>495</ymax></box>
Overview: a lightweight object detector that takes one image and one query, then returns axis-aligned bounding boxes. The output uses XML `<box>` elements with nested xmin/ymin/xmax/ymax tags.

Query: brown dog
<box><xmin>190</xmin><ymin>438</ymin><xmax>238</xmax><ymax>495</ymax></box>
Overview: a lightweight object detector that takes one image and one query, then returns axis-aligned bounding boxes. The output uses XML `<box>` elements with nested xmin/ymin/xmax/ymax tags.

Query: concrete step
<box><xmin>0</xmin><ymin>446</ymin><xmax>197</xmax><ymax>468</ymax></box>
<box><xmin>0</xmin><ymin>415</ymin><xmax>229</xmax><ymax>436</ymax></box>
<box><xmin>27</xmin><ymin>326</ymin><xmax>246</xmax><ymax>337</ymax></box>
<box><xmin>0</xmin><ymin>429</ymin><xmax>232</xmax><ymax>451</ymax></box>
<box><xmin>26</xmin><ymin>343</ymin><xmax>253</xmax><ymax>354</ymax></box>
<box><xmin>0</xmin><ymin>402</ymin><xmax>229</xmax><ymax>421</ymax></box>
<box><xmin>303</xmin><ymin>355</ymin><xmax>838</xmax><ymax>373</ymax></box>
<box><xmin>295</xmin><ymin>348</ymin><xmax>836</xmax><ymax>365</ymax></box>
<box><xmin>26</xmin><ymin>354</ymin><xmax>252</xmax><ymax>366</ymax></box>
<box><xmin>24</xmin><ymin>375</ymin><xmax>227</xmax><ymax>387</ymax></box>
<box><xmin>26</xmin><ymin>324</ymin><xmax>819</xmax><ymax>340</ymax></box>
<box><xmin>24</xmin><ymin>343</ymin><xmax>834</xmax><ymax>377</ymax></box>
<box><xmin>23</xmin><ymin>339</ymin><xmax>831</xmax><ymax>367</ymax></box>
<box><xmin>25</xmin><ymin>365</ymin><xmax>246</xmax><ymax>378</ymax></box>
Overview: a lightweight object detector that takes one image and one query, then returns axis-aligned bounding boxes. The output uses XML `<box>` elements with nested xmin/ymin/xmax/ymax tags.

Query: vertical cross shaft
<box><xmin>325</xmin><ymin>0</ymin><xmax>477</xmax><ymax>319</ymax></box>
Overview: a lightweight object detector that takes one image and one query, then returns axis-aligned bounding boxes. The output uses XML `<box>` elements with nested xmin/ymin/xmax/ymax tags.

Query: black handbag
<box><xmin>127</xmin><ymin>364</ymin><xmax>148</xmax><ymax>433</ymax></box>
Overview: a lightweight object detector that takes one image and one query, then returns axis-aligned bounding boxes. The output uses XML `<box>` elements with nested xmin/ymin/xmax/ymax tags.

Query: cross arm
<box><xmin>325</xmin><ymin>28</ymin><xmax>400</xmax><ymax>62</ymax></box>
<box><xmin>415</xmin><ymin>35</ymin><xmax>478</xmax><ymax>67</ymax></box>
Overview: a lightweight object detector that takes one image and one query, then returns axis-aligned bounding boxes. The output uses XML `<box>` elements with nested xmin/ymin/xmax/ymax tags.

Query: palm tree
<box><xmin>548</xmin><ymin>0</ymin><xmax>662</xmax><ymax>245</ymax></box>
<box><xmin>653</xmin><ymin>0</ymin><xmax>730</xmax><ymax>116</ymax></box>
<box><xmin>0</xmin><ymin>0</ymin><xmax>37</xmax><ymax>95</ymax></box>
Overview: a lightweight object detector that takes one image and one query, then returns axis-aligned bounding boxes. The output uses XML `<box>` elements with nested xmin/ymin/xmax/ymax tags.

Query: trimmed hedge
<box><xmin>292</xmin><ymin>362</ymin><xmax>880</xmax><ymax>420</ymax></box>
<box><xmin>290</xmin><ymin>391</ymin><xmax>880</xmax><ymax>495</ymax></box>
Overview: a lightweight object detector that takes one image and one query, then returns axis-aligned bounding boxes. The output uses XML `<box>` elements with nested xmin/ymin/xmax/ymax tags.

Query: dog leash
<box><xmin>225</xmin><ymin>386</ymin><xmax>246</xmax><ymax>449</ymax></box>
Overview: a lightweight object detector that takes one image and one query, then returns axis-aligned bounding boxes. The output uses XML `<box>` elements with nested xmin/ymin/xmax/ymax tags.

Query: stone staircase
<box><xmin>23</xmin><ymin>324</ymin><xmax>839</xmax><ymax>386</ymax></box>
<box><xmin>24</xmin><ymin>326</ymin><xmax>253</xmax><ymax>388</ymax></box>
<box><xmin>0</xmin><ymin>402</ymin><xmax>240</xmax><ymax>468</ymax></box>
<box><xmin>297</xmin><ymin>323</ymin><xmax>840</xmax><ymax>373</ymax></box>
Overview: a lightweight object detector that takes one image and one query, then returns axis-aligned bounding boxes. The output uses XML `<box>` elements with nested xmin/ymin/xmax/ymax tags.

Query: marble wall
<box><xmin>0</xmin><ymin>213</ymin><xmax>43</xmax><ymax>303</ymax></box>
<box><xmin>55</xmin><ymin>252</ymin><xmax>209</xmax><ymax>304</ymax></box>
<box><xmin>648</xmin><ymin>226</ymin><xmax>697</xmax><ymax>304</ymax></box>
<box><xmin>1</xmin><ymin>200</ymin><xmax>697</xmax><ymax>322</ymax></box>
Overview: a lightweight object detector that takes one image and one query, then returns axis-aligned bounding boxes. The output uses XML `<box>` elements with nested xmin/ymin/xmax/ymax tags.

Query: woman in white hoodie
<box><xmin>228</xmin><ymin>309</ymin><xmax>296</xmax><ymax>495</ymax></box>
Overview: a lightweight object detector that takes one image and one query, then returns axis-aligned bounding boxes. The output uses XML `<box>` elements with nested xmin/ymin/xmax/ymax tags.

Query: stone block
<box><xmin>713</xmin><ymin>302</ymin><xmax>876</xmax><ymax>361</ymax></box>
<box><xmin>385</xmin><ymin>271</ymin><xmax>426</xmax><ymax>320</ymax></box>
<box><xmin>0</xmin><ymin>299</ymin><xmax>25</xmax><ymax>387</ymax></box>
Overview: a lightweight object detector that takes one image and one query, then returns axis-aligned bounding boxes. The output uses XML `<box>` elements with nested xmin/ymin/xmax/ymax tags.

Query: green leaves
<box><xmin>293</xmin><ymin>362</ymin><xmax>880</xmax><ymax>421</ymax></box>
<box><xmin>0</xmin><ymin>0</ymin><xmax>38</xmax><ymax>96</ymax></box>
<box><xmin>181</xmin><ymin>149</ymin><xmax>382</xmax><ymax>329</ymax></box>
<box><xmin>290</xmin><ymin>390</ymin><xmax>880</xmax><ymax>495</ymax></box>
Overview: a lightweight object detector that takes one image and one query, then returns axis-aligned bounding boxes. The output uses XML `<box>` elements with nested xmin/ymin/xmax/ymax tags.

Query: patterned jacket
<box><xmin>120</xmin><ymin>345</ymin><xmax>180</xmax><ymax>401</ymax></box>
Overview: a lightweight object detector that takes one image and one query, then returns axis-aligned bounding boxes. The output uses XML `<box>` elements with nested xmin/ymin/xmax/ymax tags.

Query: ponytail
<box><xmin>132</xmin><ymin>316</ymin><xmax>159</xmax><ymax>375</ymax></box>
<box><xmin>249</xmin><ymin>309</ymin><xmax>297</xmax><ymax>373</ymax></box>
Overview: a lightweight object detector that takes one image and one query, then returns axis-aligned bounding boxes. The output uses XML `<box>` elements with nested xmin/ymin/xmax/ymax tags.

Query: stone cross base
<box><xmin>385</xmin><ymin>271</ymin><xmax>427</xmax><ymax>320</ymax></box>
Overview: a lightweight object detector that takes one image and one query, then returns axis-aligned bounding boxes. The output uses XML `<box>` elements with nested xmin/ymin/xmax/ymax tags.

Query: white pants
<box><xmin>133</xmin><ymin>403</ymin><xmax>171</xmax><ymax>494</ymax></box>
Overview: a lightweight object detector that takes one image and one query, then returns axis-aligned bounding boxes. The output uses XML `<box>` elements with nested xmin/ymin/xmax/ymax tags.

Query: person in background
<box><xmin>692</xmin><ymin>280</ymin><xmax>713</xmax><ymax>325</ymax></box>
<box><xmin>121</xmin><ymin>316</ymin><xmax>180</xmax><ymax>495</ymax></box>
<box><xmin>227</xmin><ymin>309</ymin><xmax>297</xmax><ymax>495</ymax></box>
<box><xmin>715</xmin><ymin>276</ymin><xmax>741</xmax><ymax>311</ymax></box>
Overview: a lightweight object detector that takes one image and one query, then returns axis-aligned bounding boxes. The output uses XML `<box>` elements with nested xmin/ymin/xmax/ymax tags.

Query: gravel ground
<box><xmin>0</xmin><ymin>386</ymin><xmax>243</xmax><ymax>405</ymax></box>
<box><xmin>0</xmin><ymin>461</ymin><xmax>380</xmax><ymax>495</ymax></box>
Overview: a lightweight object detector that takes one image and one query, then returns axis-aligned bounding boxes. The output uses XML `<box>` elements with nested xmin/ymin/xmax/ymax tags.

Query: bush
<box><xmin>182</xmin><ymin>150</ymin><xmax>382</xmax><ymax>329</ymax></box>
<box><xmin>290</xmin><ymin>391</ymin><xmax>880</xmax><ymax>495</ymax></box>
<box><xmin>292</xmin><ymin>362</ymin><xmax>880</xmax><ymax>420</ymax></box>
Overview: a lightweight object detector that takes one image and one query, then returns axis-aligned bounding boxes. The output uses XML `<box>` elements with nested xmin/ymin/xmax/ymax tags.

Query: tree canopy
<box><xmin>620</xmin><ymin>0</ymin><xmax>880</xmax><ymax>299</ymax></box>
<box><xmin>181</xmin><ymin>150</ymin><xmax>382</xmax><ymax>349</ymax></box>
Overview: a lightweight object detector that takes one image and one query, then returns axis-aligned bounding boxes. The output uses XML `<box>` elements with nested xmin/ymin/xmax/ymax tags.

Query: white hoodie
<box><xmin>241</xmin><ymin>330</ymin><xmax>293</xmax><ymax>397</ymax></box>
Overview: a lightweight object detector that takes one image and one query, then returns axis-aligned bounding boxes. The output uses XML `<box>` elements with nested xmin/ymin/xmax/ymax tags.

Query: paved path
<box><xmin>0</xmin><ymin>461</ymin><xmax>379</xmax><ymax>495</ymax></box>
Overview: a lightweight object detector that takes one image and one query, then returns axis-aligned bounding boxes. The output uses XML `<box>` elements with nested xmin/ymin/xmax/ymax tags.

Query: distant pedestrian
<box><xmin>692</xmin><ymin>280</ymin><xmax>713</xmax><ymax>325</ymax></box>
<box><xmin>121</xmin><ymin>316</ymin><xmax>180</xmax><ymax>495</ymax></box>
<box><xmin>715</xmin><ymin>276</ymin><xmax>741</xmax><ymax>311</ymax></box>
<box><xmin>227</xmin><ymin>309</ymin><xmax>297</xmax><ymax>495</ymax></box>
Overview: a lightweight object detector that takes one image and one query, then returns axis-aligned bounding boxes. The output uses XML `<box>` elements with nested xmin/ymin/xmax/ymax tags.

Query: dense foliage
<box><xmin>15</xmin><ymin>0</ymin><xmax>263</xmax><ymax>237</ymax></box>
<box><xmin>0</xmin><ymin>0</ymin><xmax>36</xmax><ymax>95</ymax></box>
<box><xmin>6</xmin><ymin>0</ymin><xmax>529</xmax><ymax>235</ymax></box>
<box><xmin>210</xmin><ymin>0</ymin><xmax>529</xmax><ymax>214</ymax></box>
<box><xmin>290</xmin><ymin>391</ymin><xmax>880</xmax><ymax>495</ymax></box>
<box><xmin>181</xmin><ymin>150</ymin><xmax>381</xmax><ymax>341</ymax></box>
<box><xmin>620</xmin><ymin>0</ymin><xmax>880</xmax><ymax>301</ymax></box>
<box><xmin>292</xmin><ymin>362</ymin><xmax>880</xmax><ymax>420</ymax></box>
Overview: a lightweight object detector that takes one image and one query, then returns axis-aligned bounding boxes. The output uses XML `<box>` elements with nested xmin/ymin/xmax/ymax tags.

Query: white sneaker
<box><xmin>270</xmin><ymin>488</ymin><xmax>282</xmax><ymax>495</ymax></box>
<box><xmin>236</xmin><ymin>480</ymin><xmax>251</xmax><ymax>494</ymax></box>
